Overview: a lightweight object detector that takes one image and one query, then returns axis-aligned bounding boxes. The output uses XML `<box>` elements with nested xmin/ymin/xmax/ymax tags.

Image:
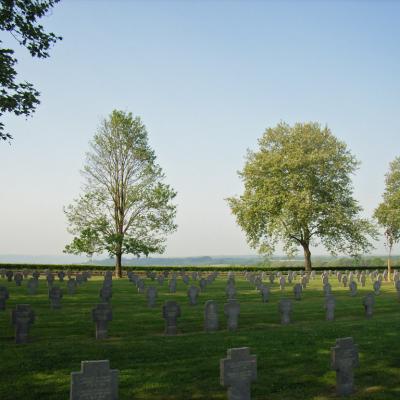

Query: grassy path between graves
<box><xmin>0</xmin><ymin>272</ymin><xmax>400</xmax><ymax>399</ymax></box>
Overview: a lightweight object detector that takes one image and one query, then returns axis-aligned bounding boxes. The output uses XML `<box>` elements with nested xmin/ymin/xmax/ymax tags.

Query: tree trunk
<box><xmin>302</xmin><ymin>243</ymin><xmax>312</xmax><ymax>272</ymax></box>
<box><xmin>388</xmin><ymin>246</ymin><xmax>392</xmax><ymax>280</ymax></box>
<box><xmin>115</xmin><ymin>252</ymin><xmax>122</xmax><ymax>278</ymax></box>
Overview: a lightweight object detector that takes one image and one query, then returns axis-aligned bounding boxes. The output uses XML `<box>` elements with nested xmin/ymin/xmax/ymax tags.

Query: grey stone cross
<box><xmin>224</xmin><ymin>299</ymin><xmax>240</xmax><ymax>331</ymax></box>
<box><xmin>331</xmin><ymin>337</ymin><xmax>359</xmax><ymax>396</ymax></box>
<box><xmin>0</xmin><ymin>286</ymin><xmax>9</xmax><ymax>310</ymax></box>
<box><xmin>92</xmin><ymin>303</ymin><xmax>112</xmax><ymax>339</ymax></box>
<box><xmin>162</xmin><ymin>300</ymin><xmax>181</xmax><ymax>335</ymax></box>
<box><xmin>363</xmin><ymin>293</ymin><xmax>375</xmax><ymax>318</ymax></box>
<box><xmin>220</xmin><ymin>347</ymin><xmax>257</xmax><ymax>400</ymax></box>
<box><xmin>12</xmin><ymin>304</ymin><xmax>35</xmax><ymax>344</ymax></box>
<box><xmin>70</xmin><ymin>360</ymin><xmax>118</xmax><ymax>400</ymax></box>
<box><xmin>279</xmin><ymin>299</ymin><xmax>292</xmax><ymax>324</ymax></box>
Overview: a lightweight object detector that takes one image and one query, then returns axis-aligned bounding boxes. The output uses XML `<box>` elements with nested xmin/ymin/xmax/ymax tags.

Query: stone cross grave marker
<box><xmin>396</xmin><ymin>280</ymin><xmax>400</xmax><ymax>301</ymax></box>
<box><xmin>70</xmin><ymin>360</ymin><xmax>118</xmax><ymax>400</ymax></box>
<box><xmin>136</xmin><ymin>279</ymin><xmax>145</xmax><ymax>294</ymax></box>
<box><xmin>14</xmin><ymin>272</ymin><xmax>23</xmax><ymax>286</ymax></box>
<box><xmin>224</xmin><ymin>299</ymin><xmax>240</xmax><ymax>331</ymax></box>
<box><xmin>279</xmin><ymin>299</ymin><xmax>292</xmax><ymax>324</ymax></box>
<box><xmin>373</xmin><ymin>280</ymin><xmax>381</xmax><ymax>295</ymax></box>
<box><xmin>100</xmin><ymin>286</ymin><xmax>112</xmax><ymax>303</ymax></box>
<box><xmin>323</xmin><ymin>282</ymin><xmax>332</xmax><ymax>296</ymax></box>
<box><xmin>199</xmin><ymin>278</ymin><xmax>207</xmax><ymax>292</ymax></box>
<box><xmin>0</xmin><ymin>286</ymin><xmax>10</xmax><ymax>310</ymax></box>
<box><xmin>6</xmin><ymin>270</ymin><xmax>13</xmax><ymax>282</ymax></box>
<box><xmin>104</xmin><ymin>271</ymin><xmax>113</xmax><ymax>280</ymax></box>
<box><xmin>27</xmin><ymin>278</ymin><xmax>39</xmax><ymax>295</ymax></box>
<box><xmin>383</xmin><ymin>270</ymin><xmax>388</xmax><ymax>281</ymax></box>
<box><xmin>92</xmin><ymin>303</ymin><xmax>112</xmax><ymax>339</ymax></box>
<box><xmin>260</xmin><ymin>285</ymin><xmax>270</xmax><ymax>303</ymax></box>
<box><xmin>279</xmin><ymin>276</ymin><xmax>286</xmax><ymax>290</ymax></box>
<box><xmin>325</xmin><ymin>295</ymin><xmax>336</xmax><ymax>321</ymax></box>
<box><xmin>49</xmin><ymin>286</ymin><xmax>63</xmax><ymax>309</ymax></box>
<box><xmin>188</xmin><ymin>285</ymin><xmax>200</xmax><ymax>305</ymax></box>
<box><xmin>293</xmin><ymin>283</ymin><xmax>302</xmax><ymax>300</ymax></box>
<box><xmin>331</xmin><ymin>337</ymin><xmax>359</xmax><ymax>396</ymax></box>
<box><xmin>67</xmin><ymin>279</ymin><xmax>77</xmax><ymax>295</ymax></box>
<box><xmin>12</xmin><ymin>304</ymin><xmax>35</xmax><ymax>344</ymax></box>
<box><xmin>146</xmin><ymin>286</ymin><xmax>157</xmax><ymax>308</ymax></box>
<box><xmin>349</xmin><ymin>281</ymin><xmax>357</xmax><ymax>297</ymax></box>
<box><xmin>157</xmin><ymin>275</ymin><xmax>164</xmax><ymax>286</ymax></box>
<box><xmin>162</xmin><ymin>301</ymin><xmax>181</xmax><ymax>335</ymax></box>
<box><xmin>220</xmin><ymin>347</ymin><xmax>257</xmax><ymax>400</ymax></box>
<box><xmin>226</xmin><ymin>284</ymin><xmax>236</xmax><ymax>300</ymax></box>
<box><xmin>168</xmin><ymin>278</ymin><xmax>177</xmax><ymax>293</ymax></box>
<box><xmin>204</xmin><ymin>300</ymin><xmax>219</xmax><ymax>332</ymax></box>
<box><xmin>58</xmin><ymin>271</ymin><xmax>65</xmax><ymax>282</ymax></box>
<box><xmin>46</xmin><ymin>273</ymin><xmax>55</xmax><ymax>287</ymax></box>
<box><xmin>363</xmin><ymin>293</ymin><xmax>375</xmax><ymax>318</ymax></box>
<box><xmin>76</xmin><ymin>274</ymin><xmax>84</xmax><ymax>285</ymax></box>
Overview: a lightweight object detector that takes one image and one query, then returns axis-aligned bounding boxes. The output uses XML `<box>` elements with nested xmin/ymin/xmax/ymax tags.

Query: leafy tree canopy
<box><xmin>64</xmin><ymin>110</ymin><xmax>177</xmax><ymax>277</ymax></box>
<box><xmin>0</xmin><ymin>0</ymin><xmax>62</xmax><ymax>141</ymax></box>
<box><xmin>227</xmin><ymin>121</ymin><xmax>376</xmax><ymax>270</ymax></box>
<box><xmin>374</xmin><ymin>156</ymin><xmax>400</xmax><ymax>255</ymax></box>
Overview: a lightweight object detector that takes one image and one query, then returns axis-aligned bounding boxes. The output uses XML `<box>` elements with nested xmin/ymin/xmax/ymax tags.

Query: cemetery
<box><xmin>1</xmin><ymin>2</ymin><xmax>400</xmax><ymax>399</ymax></box>
<box><xmin>0</xmin><ymin>267</ymin><xmax>400</xmax><ymax>399</ymax></box>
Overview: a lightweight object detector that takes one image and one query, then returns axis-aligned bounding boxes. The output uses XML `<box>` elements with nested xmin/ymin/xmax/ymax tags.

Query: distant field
<box><xmin>0</xmin><ymin>272</ymin><xmax>400</xmax><ymax>399</ymax></box>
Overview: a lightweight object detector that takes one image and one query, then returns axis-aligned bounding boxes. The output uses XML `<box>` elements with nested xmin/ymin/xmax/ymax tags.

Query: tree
<box><xmin>0</xmin><ymin>0</ymin><xmax>62</xmax><ymax>141</ymax></box>
<box><xmin>374</xmin><ymin>157</ymin><xmax>400</xmax><ymax>277</ymax></box>
<box><xmin>64</xmin><ymin>110</ymin><xmax>177</xmax><ymax>277</ymax></box>
<box><xmin>227</xmin><ymin>122</ymin><xmax>376</xmax><ymax>271</ymax></box>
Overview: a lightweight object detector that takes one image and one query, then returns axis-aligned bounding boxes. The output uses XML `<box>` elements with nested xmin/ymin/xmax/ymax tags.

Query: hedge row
<box><xmin>0</xmin><ymin>263</ymin><xmax>393</xmax><ymax>272</ymax></box>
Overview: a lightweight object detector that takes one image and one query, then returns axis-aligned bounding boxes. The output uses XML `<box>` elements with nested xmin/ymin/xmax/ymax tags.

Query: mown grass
<box><xmin>0</xmin><ymin>272</ymin><xmax>400</xmax><ymax>399</ymax></box>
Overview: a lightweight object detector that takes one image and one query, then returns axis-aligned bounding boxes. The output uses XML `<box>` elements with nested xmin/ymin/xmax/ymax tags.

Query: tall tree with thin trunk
<box><xmin>374</xmin><ymin>157</ymin><xmax>400</xmax><ymax>277</ymax></box>
<box><xmin>64</xmin><ymin>110</ymin><xmax>177</xmax><ymax>277</ymax></box>
<box><xmin>227</xmin><ymin>122</ymin><xmax>376</xmax><ymax>270</ymax></box>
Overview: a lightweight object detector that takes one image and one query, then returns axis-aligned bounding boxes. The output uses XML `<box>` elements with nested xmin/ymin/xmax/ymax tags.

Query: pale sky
<box><xmin>1</xmin><ymin>0</ymin><xmax>399</xmax><ymax>258</ymax></box>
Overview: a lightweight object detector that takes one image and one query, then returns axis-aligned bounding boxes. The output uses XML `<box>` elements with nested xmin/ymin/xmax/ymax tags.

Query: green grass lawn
<box><xmin>0</xmin><ymin>271</ymin><xmax>400</xmax><ymax>399</ymax></box>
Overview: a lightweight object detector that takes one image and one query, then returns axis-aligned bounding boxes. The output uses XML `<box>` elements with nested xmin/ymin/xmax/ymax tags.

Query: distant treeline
<box><xmin>91</xmin><ymin>256</ymin><xmax>263</xmax><ymax>266</ymax></box>
<box><xmin>80</xmin><ymin>255</ymin><xmax>398</xmax><ymax>268</ymax></box>
<box><xmin>0</xmin><ymin>262</ymin><xmax>395</xmax><ymax>272</ymax></box>
<box><xmin>262</xmin><ymin>256</ymin><xmax>397</xmax><ymax>268</ymax></box>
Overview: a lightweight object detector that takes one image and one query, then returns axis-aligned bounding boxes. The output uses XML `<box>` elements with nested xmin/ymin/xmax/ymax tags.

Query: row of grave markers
<box><xmin>7</xmin><ymin>290</ymin><xmax>379</xmax><ymax>344</ymax></box>
<box><xmin>2</xmin><ymin>268</ymin><xmax>393</xmax><ymax>343</ymax></box>
<box><xmin>0</xmin><ymin>273</ymin><xmax>395</xmax><ymax>312</ymax></box>
<box><xmin>69</xmin><ymin>337</ymin><xmax>358</xmax><ymax>399</ymax></box>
